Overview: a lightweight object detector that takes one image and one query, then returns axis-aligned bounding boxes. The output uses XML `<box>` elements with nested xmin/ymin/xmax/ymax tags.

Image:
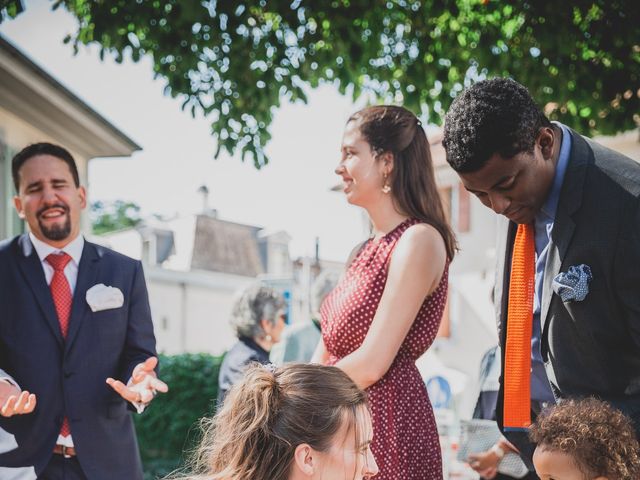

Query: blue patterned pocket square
<box><xmin>552</xmin><ymin>264</ymin><xmax>593</xmax><ymax>302</ymax></box>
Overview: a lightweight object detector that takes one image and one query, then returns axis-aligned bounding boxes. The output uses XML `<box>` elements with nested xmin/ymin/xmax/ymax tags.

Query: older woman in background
<box><xmin>217</xmin><ymin>283</ymin><xmax>286</xmax><ymax>404</ymax></box>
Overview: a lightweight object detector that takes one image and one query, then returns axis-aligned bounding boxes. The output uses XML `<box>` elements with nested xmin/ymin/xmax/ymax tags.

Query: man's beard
<box><xmin>38</xmin><ymin>206</ymin><xmax>72</xmax><ymax>241</ymax></box>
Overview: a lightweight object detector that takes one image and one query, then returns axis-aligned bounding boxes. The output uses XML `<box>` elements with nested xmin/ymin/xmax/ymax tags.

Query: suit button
<box><xmin>64</xmin><ymin>371</ymin><xmax>73</xmax><ymax>378</ymax></box>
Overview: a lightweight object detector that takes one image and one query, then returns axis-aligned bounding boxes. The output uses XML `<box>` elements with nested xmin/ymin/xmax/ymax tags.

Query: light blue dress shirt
<box><xmin>530</xmin><ymin>122</ymin><xmax>572</xmax><ymax>403</ymax></box>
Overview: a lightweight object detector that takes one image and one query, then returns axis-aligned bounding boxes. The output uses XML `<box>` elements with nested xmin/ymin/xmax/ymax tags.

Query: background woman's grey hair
<box><xmin>229</xmin><ymin>283</ymin><xmax>285</xmax><ymax>339</ymax></box>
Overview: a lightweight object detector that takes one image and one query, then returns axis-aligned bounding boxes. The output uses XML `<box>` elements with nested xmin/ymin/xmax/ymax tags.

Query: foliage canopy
<box><xmin>3</xmin><ymin>1</ymin><xmax>639</xmax><ymax>167</ymax></box>
<box><xmin>91</xmin><ymin>200</ymin><xmax>142</xmax><ymax>235</ymax></box>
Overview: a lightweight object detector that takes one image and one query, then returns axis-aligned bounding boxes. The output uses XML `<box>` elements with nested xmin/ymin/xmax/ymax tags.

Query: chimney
<box><xmin>197</xmin><ymin>185</ymin><xmax>217</xmax><ymax>217</ymax></box>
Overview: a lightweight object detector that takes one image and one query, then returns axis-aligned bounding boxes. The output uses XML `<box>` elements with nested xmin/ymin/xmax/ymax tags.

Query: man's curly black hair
<box><xmin>442</xmin><ymin>77</ymin><xmax>551</xmax><ymax>173</ymax></box>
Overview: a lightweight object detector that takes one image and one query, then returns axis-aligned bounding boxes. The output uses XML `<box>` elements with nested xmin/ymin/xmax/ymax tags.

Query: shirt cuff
<box><xmin>0</xmin><ymin>377</ymin><xmax>19</xmax><ymax>389</ymax></box>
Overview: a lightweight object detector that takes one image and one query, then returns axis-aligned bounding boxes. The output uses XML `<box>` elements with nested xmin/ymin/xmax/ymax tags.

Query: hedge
<box><xmin>134</xmin><ymin>353</ymin><xmax>224</xmax><ymax>479</ymax></box>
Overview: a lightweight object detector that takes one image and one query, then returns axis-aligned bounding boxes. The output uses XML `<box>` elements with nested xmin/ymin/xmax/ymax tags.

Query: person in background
<box><xmin>530</xmin><ymin>398</ymin><xmax>640</xmax><ymax>480</ymax></box>
<box><xmin>469</xmin><ymin>346</ymin><xmax>537</xmax><ymax>480</ymax></box>
<box><xmin>314</xmin><ymin>105</ymin><xmax>457</xmax><ymax>479</ymax></box>
<box><xmin>270</xmin><ymin>271</ymin><xmax>339</xmax><ymax>365</ymax></box>
<box><xmin>172</xmin><ymin>363</ymin><xmax>378</xmax><ymax>480</ymax></box>
<box><xmin>217</xmin><ymin>283</ymin><xmax>286</xmax><ymax>404</ymax></box>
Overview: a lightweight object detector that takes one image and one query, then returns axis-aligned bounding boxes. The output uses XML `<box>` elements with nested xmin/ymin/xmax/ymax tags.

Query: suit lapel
<box><xmin>65</xmin><ymin>241</ymin><xmax>101</xmax><ymax>353</ymax></box>
<box><xmin>540</xmin><ymin>223</ymin><xmax>573</xmax><ymax>330</ymax></box>
<box><xmin>14</xmin><ymin>234</ymin><xmax>64</xmax><ymax>346</ymax></box>
<box><xmin>495</xmin><ymin>216</ymin><xmax>516</xmax><ymax>344</ymax></box>
<box><xmin>541</xmin><ymin>129</ymin><xmax>591</xmax><ymax>331</ymax></box>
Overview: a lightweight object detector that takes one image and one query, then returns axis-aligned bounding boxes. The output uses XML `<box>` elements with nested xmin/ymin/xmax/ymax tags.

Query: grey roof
<box><xmin>191</xmin><ymin>215</ymin><xmax>265</xmax><ymax>277</ymax></box>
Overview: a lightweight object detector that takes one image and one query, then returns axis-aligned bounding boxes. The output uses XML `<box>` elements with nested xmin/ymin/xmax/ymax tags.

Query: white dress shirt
<box><xmin>29</xmin><ymin>233</ymin><xmax>84</xmax><ymax>294</ymax></box>
<box><xmin>29</xmin><ymin>233</ymin><xmax>85</xmax><ymax>448</ymax></box>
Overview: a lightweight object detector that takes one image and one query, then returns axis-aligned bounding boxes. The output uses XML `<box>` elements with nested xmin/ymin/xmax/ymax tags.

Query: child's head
<box><xmin>529</xmin><ymin>398</ymin><xmax>640</xmax><ymax>480</ymax></box>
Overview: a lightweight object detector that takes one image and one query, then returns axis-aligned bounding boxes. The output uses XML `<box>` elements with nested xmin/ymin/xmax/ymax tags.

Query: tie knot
<box><xmin>46</xmin><ymin>252</ymin><xmax>72</xmax><ymax>271</ymax></box>
<box><xmin>516</xmin><ymin>223</ymin><xmax>535</xmax><ymax>242</ymax></box>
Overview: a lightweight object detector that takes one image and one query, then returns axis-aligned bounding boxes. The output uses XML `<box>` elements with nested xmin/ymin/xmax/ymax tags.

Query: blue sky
<box><xmin>1</xmin><ymin>0</ymin><xmax>369</xmax><ymax>261</ymax></box>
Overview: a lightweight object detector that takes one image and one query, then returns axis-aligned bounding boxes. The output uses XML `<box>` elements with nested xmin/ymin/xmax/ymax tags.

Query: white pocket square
<box><xmin>86</xmin><ymin>284</ymin><xmax>124</xmax><ymax>312</ymax></box>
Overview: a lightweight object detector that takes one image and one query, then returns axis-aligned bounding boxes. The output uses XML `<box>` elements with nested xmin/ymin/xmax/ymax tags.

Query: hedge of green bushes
<box><xmin>133</xmin><ymin>353</ymin><xmax>224</xmax><ymax>479</ymax></box>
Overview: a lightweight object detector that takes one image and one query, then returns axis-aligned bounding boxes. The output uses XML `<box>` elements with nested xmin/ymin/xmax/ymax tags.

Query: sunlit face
<box><xmin>336</xmin><ymin>121</ymin><xmax>389</xmax><ymax>208</ymax></box>
<box><xmin>316</xmin><ymin>405</ymin><xmax>379</xmax><ymax>480</ymax></box>
<box><xmin>13</xmin><ymin>154</ymin><xmax>86</xmax><ymax>248</ymax></box>
<box><xmin>458</xmin><ymin>128</ymin><xmax>558</xmax><ymax>225</ymax></box>
<box><xmin>533</xmin><ymin>445</ymin><xmax>604</xmax><ymax>480</ymax></box>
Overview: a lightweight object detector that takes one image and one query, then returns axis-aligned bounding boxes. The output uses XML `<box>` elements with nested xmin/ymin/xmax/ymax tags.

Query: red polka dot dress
<box><xmin>321</xmin><ymin>218</ymin><xmax>447</xmax><ymax>480</ymax></box>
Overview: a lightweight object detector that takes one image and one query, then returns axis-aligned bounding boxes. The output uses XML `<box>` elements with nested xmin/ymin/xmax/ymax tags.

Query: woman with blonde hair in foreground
<box><xmin>173</xmin><ymin>363</ymin><xmax>378</xmax><ymax>480</ymax></box>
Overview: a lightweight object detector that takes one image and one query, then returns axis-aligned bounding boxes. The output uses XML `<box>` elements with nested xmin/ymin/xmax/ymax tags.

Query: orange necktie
<box><xmin>503</xmin><ymin>223</ymin><xmax>535</xmax><ymax>429</ymax></box>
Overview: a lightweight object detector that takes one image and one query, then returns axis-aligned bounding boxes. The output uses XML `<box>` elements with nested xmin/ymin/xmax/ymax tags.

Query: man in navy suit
<box><xmin>0</xmin><ymin>143</ymin><xmax>167</xmax><ymax>479</ymax></box>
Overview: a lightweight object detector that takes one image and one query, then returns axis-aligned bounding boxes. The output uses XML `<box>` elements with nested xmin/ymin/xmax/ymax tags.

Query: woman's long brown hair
<box><xmin>349</xmin><ymin>105</ymin><xmax>457</xmax><ymax>260</ymax></box>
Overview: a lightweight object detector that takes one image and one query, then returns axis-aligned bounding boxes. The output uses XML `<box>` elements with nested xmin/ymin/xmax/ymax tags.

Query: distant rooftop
<box><xmin>191</xmin><ymin>215</ymin><xmax>265</xmax><ymax>277</ymax></box>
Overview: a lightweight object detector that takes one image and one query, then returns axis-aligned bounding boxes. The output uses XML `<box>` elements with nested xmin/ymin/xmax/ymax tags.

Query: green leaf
<box><xmin>134</xmin><ymin>353</ymin><xmax>224</xmax><ymax>475</ymax></box>
<box><xmin>10</xmin><ymin>0</ymin><xmax>639</xmax><ymax>160</ymax></box>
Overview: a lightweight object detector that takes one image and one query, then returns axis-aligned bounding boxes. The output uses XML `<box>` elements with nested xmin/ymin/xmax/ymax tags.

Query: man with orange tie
<box><xmin>0</xmin><ymin>143</ymin><xmax>167</xmax><ymax>479</ymax></box>
<box><xmin>442</xmin><ymin>78</ymin><xmax>640</xmax><ymax>474</ymax></box>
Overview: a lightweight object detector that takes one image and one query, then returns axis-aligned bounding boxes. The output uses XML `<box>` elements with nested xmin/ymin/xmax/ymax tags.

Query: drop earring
<box><xmin>382</xmin><ymin>173</ymin><xmax>391</xmax><ymax>194</ymax></box>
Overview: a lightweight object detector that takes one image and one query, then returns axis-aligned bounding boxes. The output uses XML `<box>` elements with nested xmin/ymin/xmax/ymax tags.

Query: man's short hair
<box><xmin>442</xmin><ymin>77</ymin><xmax>551</xmax><ymax>173</ymax></box>
<box><xmin>12</xmin><ymin>142</ymin><xmax>80</xmax><ymax>191</ymax></box>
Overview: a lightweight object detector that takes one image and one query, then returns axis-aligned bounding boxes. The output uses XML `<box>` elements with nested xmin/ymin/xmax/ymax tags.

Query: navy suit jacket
<box><xmin>0</xmin><ymin>234</ymin><xmax>157</xmax><ymax>479</ymax></box>
<box><xmin>494</xmin><ymin>130</ymin><xmax>640</xmax><ymax>467</ymax></box>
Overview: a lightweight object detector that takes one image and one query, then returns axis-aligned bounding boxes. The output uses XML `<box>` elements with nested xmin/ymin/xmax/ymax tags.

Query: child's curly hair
<box><xmin>529</xmin><ymin>398</ymin><xmax>640</xmax><ymax>480</ymax></box>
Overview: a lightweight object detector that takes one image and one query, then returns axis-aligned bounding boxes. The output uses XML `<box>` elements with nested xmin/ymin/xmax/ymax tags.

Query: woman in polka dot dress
<box><xmin>313</xmin><ymin>105</ymin><xmax>457</xmax><ymax>480</ymax></box>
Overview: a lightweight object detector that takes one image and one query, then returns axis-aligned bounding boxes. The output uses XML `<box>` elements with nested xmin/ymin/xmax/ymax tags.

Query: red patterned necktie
<box><xmin>503</xmin><ymin>223</ymin><xmax>535</xmax><ymax>429</ymax></box>
<box><xmin>46</xmin><ymin>252</ymin><xmax>73</xmax><ymax>437</ymax></box>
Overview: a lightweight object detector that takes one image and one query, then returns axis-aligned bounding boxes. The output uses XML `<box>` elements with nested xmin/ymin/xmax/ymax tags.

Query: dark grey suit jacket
<box><xmin>494</xmin><ymin>129</ymin><xmax>640</xmax><ymax>464</ymax></box>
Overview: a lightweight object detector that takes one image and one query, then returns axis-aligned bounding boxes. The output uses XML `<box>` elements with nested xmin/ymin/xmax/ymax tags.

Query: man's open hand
<box><xmin>106</xmin><ymin>357</ymin><xmax>168</xmax><ymax>405</ymax></box>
